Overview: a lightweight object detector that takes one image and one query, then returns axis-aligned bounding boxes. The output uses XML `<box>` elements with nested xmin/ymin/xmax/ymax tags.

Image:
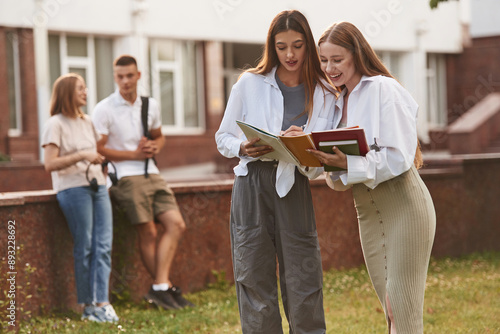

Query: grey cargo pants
<box><xmin>230</xmin><ymin>161</ymin><xmax>326</xmax><ymax>334</ymax></box>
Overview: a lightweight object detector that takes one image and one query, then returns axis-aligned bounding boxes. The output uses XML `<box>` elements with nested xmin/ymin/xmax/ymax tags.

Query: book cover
<box><xmin>279</xmin><ymin>134</ymin><xmax>322</xmax><ymax>167</ymax></box>
<box><xmin>311</xmin><ymin>127</ymin><xmax>370</xmax><ymax>156</ymax></box>
<box><xmin>236</xmin><ymin>120</ymin><xmax>322</xmax><ymax>167</ymax></box>
<box><xmin>236</xmin><ymin>120</ymin><xmax>300</xmax><ymax>165</ymax></box>
<box><xmin>318</xmin><ymin>139</ymin><xmax>360</xmax><ymax>171</ymax></box>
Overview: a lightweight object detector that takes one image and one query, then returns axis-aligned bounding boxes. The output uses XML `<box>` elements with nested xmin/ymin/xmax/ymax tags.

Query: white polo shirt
<box><xmin>92</xmin><ymin>90</ymin><xmax>162</xmax><ymax>179</ymax></box>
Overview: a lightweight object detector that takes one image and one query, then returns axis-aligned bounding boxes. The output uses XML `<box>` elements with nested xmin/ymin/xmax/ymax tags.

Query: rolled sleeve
<box><xmin>345</xmin><ymin>155</ymin><xmax>369</xmax><ymax>185</ymax></box>
<box><xmin>230</xmin><ymin>139</ymin><xmax>244</xmax><ymax>157</ymax></box>
<box><xmin>328</xmin><ymin>172</ymin><xmax>352</xmax><ymax>191</ymax></box>
<box><xmin>216</xmin><ymin>130</ymin><xmax>244</xmax><ymax>158</ymax></box>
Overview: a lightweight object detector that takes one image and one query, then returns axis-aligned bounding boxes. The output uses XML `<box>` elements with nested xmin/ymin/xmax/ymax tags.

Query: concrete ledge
<box><xmin>0</xmin><ymin>189</ymin><xmax>56</xmax><ymax>205</ymax></box>
<box><xmin>448</xmin><ymin>93</ymin><xmax>500</xmax><ymax>154</ymax></box>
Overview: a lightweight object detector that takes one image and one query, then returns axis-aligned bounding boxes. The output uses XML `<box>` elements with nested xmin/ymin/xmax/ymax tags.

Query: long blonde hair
<box><xmin>246</xmin><ymin>10</ymin><xmax>337</xmax><ymax>118</ymax></box>
<box><xmin>50</xmin><ymin>73</ymin><xmax>85</xmax><ymax>118</ymax></box>
<box><xmin>319</xmin><ymin>22</ymin><xmax>423</xmax><ymax>168</ymax></box>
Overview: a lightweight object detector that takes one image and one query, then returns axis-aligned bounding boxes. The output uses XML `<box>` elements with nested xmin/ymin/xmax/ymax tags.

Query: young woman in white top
<box><xmin>41</xmin><ymin>73</ymin><xmax>119</xmax><ymax>323</ymax></box>
<box><xmin>215</xmin><ymin>10</ymin><xmax>337</xmax><ymax>334</ymax></box>
<box><xmin>308</xmin><ymin>22</ymin><xmax>436</xmax><ymax>334</ymax></box>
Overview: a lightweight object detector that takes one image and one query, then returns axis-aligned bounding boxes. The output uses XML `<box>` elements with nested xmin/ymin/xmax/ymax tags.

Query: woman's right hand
<box><xmin>81</xmin><ymin>151</ymin><xmax>105</xmax><ymax>164</ymax></box>
<box><xmin>239</xmin><ymin>138</ymin><xmax>273</xmax><ymax>158</ymax></box>
<box><xmin>281</xmin><ymin>125</ymin><xmax>305</xmax><ymax>137</ymax></box>
<box><xmin>307</xmin><ymin>146</ymin><xmax>348</xmax><ymax>170</ymax></box>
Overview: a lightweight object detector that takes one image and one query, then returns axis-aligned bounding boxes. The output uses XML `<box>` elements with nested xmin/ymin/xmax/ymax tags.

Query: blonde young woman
<box><xmin>216</xmin><ymin>10</ymin><xmax>337</xmax><ymax>334</ymax></box>
<box><xmin>308</xmin><ymin>22</ymin><xmax>436</xmax><ymax>334</ymax></box>
<box><xmin>41</xmin><ymin>73</ymin><xmax>118</xmax><ymax>323</ymax></box>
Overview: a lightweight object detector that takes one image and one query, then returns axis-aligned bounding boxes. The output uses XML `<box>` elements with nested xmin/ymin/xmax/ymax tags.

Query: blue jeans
<box><xmin>57</xmin><ymin>185</ymin><xmax>113</xmax><ymax>304</ymax></box>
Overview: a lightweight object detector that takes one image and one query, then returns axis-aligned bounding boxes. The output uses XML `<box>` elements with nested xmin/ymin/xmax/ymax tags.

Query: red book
<box><xmin>311</xmin><ymin>127</ymin><xmax>370</xmax><ymax>156</ymax></box>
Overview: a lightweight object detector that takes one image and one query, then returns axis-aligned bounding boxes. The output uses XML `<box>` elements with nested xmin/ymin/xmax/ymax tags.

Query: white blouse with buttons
<box><xmin>328</xmin><ymin>75</ymin><xmax>419</xmax><ymax>190</ymax></box>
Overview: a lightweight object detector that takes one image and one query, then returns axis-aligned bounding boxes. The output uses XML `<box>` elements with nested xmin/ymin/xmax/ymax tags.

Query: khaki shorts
<box><xmin>110</xmin><ymin>174</ymin><xmax>179</xmax><ymax>225</ymax></box>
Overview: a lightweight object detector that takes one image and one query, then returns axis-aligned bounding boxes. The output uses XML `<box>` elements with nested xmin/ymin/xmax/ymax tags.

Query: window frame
<box><xmin>7</xmin><ymin>31</ymin><xmax>23</xmax><ymax>137</ymax></box>
<box><xmin>150</xmin><ymin>39</ymin><xmax>205</xmax><ymax>135</ymax></box>
<box><xmin>222</xmin><ymin>42</ymin><xmax>262</xmax><ymax>103</ymax></box>
<box><xmin>426</xmin><ymin>53</ymin><xmax>448</xmax><ymax>128</ymax></box>
<box><xmin>59</xmin><ymin>33</ymin><xmax>97</xmax><ymax>114</ymax></box>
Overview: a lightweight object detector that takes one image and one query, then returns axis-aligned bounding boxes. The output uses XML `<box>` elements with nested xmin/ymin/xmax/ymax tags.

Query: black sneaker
<box><xmin>170</xmin><ymin>286</ymin><xmax>195</xmax><ymax>308</ymax></box>
<box><xmin>144</xmin><ymin>287</ymin><xmax>181</xmax><ymax>310</ymax></box>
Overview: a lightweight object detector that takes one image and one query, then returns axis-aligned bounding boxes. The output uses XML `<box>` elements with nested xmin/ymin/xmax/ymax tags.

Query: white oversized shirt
<box><xmin>327</xmin><ymin>75</ymin><xmax>419</xmax><ymax>190</ymax></box>
<box><xmin>215</xmin><ymin>66</ymin><xmax>337</xmax><ymax>197</ymax></box>
<box><xmin>92</xmin><ymin>90</ymin><xmax>162</xmax><ymax>179</ymax></box>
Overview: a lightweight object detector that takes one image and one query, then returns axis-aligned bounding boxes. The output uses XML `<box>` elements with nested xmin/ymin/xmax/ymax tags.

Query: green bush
<box><xmin>0</xmin><ymin>152</ymin><xmax>11</xmax><ymax>161</ymax></box>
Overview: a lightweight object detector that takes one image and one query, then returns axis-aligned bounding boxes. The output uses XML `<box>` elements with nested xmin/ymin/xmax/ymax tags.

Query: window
<box><xmin>223</xmin><ymin>42</ymin><xmax>262</xmax><ymax>102</ymax></box>
<box><xmin>150</xmin><ymin>39</ymin><xmax>205</xmax><ymax>134</ymax></box>
<box><xmin>426</xmin><ymin>53</ymin><xmax>447</xmax><ymax>127</ymax></box>
<box><xmin>377</xmin><ymin>51</ymin><xmax>404</xmax><ymax>82</ymax></box>
<box><xmin>48</xmin><ymin>34</ymin><xmax>114</xmax><ymax>114</ymax></box>
<box><xmin>6</xmin><ymin>31</ymin><xmax>22</xmax><ymax>136</ymax></box>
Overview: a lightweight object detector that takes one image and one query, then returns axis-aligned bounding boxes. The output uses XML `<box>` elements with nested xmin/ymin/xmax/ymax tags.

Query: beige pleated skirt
<box><xmin>352</xmin><ymin>166</ymin><xmax>436</xmax><ymax>334</ymax></box>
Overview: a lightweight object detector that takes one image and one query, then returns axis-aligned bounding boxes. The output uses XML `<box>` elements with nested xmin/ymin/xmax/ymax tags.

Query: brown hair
<box><xmin>318</xmin><ymin>21</ymin><xmax>393</xmax><ymax>86</ymax></box>
<box><xmin>113</xmin><ymin>54</ymin><xmax>138</xmax><ymax>67</ymax></box>
<box><xmin>319</xmin><ymin>22</ymin><xmax>422</xmax><ymax>168</ymax></box>
<box><xmin>246</xmin><ymin>10</ymin><xmax>337</xmax><ymax>117</ymax></box>
<box><xmin>49</xmin><ymin>73</ymin><xmax>85</xmax><ymax>118</ymax></box>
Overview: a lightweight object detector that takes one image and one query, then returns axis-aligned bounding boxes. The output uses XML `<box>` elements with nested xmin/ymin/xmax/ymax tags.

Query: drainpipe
<box><xmin>131</xmin><ymin>0</ymin><xmax>150</xmax><ymax>96</ymax></box>
<box><xmin>33</xmin><ymin>0</ymin><xmax>51</xmax><ymax>162</ymax></box>
<box><xmin>414</xmin><ymin>19</ymin><xmax>430</xmax><ymax>143</ymax></box>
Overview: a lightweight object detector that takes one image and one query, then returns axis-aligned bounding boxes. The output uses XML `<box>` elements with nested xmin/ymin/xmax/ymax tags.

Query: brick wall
<box><xmin>0</xmin><ymin>162</ymin><xmax>52</xmax><ymax>192</ymax></box>
<box><xmin>0</xmin><ymin>27</ymin><xmax>9</xmax><ymax>155</ymax></box>
<box><xmin>446</xmin><ymin>36</ymin><xmax>500</xmax><ymax>124</ymax></box>
<box><xmin>0</xmin><ymin>27</ymin><xmax>39</xmax><ymax>162</ymax></box>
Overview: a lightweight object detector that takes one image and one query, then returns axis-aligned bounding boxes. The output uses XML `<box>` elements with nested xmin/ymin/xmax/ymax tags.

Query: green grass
<box><xmin>13</xmin><ymin>252</ymin><xmax>500</xmax><ymax>333</ymax></box>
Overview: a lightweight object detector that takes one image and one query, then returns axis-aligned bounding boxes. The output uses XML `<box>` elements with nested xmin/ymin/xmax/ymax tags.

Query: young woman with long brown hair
<box><xmin>41</xmin><ymin>73</ymin><xmax>119</xmax><ymax>323</ymax></box>
<box><xmin>308</xmin><ymin>22</ymin><xmax>436</xmax><ymax>334</ymax></box>
<box><xmin>216</xmin><ymin>10</ymin><xmax>336</xmax><ymax>333</ymax></box>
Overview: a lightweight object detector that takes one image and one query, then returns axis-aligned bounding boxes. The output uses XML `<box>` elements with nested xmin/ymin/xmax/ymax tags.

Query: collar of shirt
<box><xmin>263</xmin><ymin>66</ymin><xmax>281</xmax><ymax>90</ymax></box>
<box><xmin>334</xmin><ymin>75</ymin><xmax>378</xmax><ymax>124</ymax></box>
<box><xmin>338</xmin><ymin>75</ymin><xmax>376</xmax><ymax>98</ymax></box>
<box><xmin>112</xmin><ymin>89</ymin><xmax>141</xmax><ymax>108</ymax></box>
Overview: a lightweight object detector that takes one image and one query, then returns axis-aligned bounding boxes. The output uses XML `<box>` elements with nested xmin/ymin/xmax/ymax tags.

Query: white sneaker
<box><xmin>87</xmin><ymin>304</ymin><xmax>119</xmax><ymax>323</ymax></box>
<box><xmin>81</xmin><ymin>305</ymin><xmax>95</xmax><ymax>320</ymax></box>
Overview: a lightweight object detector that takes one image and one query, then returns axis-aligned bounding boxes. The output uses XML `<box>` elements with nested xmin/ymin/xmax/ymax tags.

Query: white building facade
<box><xmin>0</xmin><ymin>0</ymin><xmax>469</xmax><ymax>163</ymax></box>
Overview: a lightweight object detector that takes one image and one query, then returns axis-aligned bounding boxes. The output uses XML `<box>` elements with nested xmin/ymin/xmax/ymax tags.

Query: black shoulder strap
<box><xmin>140</xmin><ymin>96</ymin><xmax>149</xmax><ymax>138</ymax></box>
<box><xmin>140</xmin><ymin>96</ymin><xmax>152</xmax><ymax>178</ymax></box>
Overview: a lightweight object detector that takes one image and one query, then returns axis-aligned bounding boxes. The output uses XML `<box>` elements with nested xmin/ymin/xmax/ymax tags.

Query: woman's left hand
<box><xmin>307</xmin><ymin>146</ymin><xmax>348</xmax><ymax>170</ymax></box>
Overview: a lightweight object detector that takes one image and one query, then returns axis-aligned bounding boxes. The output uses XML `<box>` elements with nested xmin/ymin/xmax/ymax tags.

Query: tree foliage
<box><xmin>430</xmin><ymin>0</ymin><xmax>459</xmax><ymax>9</ymax></box>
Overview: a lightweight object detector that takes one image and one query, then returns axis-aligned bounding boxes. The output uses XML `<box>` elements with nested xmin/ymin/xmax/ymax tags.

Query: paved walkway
<box><xmin>161</xmin><ymin>162</ymin><xmax>233</xmax><ymax>183</ymax></box>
